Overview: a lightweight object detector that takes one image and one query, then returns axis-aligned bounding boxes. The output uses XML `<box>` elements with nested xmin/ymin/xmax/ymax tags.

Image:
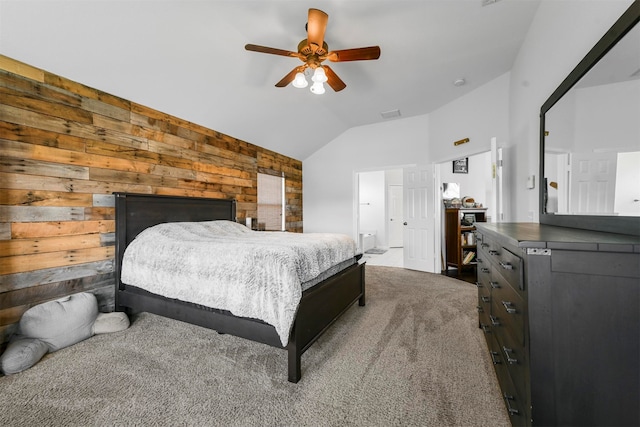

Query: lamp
<box><xmin>292</xmin><ymin>66</ymin><xmax>327</xmax><ymax>94</ymax></box>
<box><xmin>292</xmin><ymin>72</ymin><xmax>308</xmax><ymax>88</ymax></box>
<box><xmin>310</xmin><ymin>81</ymin><xmax>325</xmax><ymax>95</ymax></box>
<box><xmin>312</xmin><ymin>67</ymin><xmax>327</xmax><ymax>83</ymax></box>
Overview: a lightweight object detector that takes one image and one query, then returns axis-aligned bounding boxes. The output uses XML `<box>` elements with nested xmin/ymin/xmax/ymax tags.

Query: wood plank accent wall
<box><xmin>0</xmin><ymin>55</ymin><xmax>303</xmax><ymax>347</ymax></box>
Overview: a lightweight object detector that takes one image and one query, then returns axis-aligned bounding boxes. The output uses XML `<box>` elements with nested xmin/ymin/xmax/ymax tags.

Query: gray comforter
<box><xmin>121</xmin><ymin>220</ymin><xmax>356</xmax><ymax>346</ymax></box>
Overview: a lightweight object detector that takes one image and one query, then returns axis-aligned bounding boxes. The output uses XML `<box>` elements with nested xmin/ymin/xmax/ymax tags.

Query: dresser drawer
<box><xmin>477</xmin><ymin>232</ymin><xmax>498</xmax><ymax>255</ymax></box>
<box><xmin>486</xmin><ymin>245</ymin><xmax>524</xmax><ymax>294</ymax></box>
<box><xmin>488</xmin><ymin>334</ymin><xmax>528</xmax><ymax>425</ymax></box>
<box><xmin>477</xmin><ymin>292</ymin><xmax>492</xmax><ymax>336</ymax></box>
<box><xmin>495</xmin><ymin>323</ymin><xmax>529</xmax><ymax>405</ymax></box>
<box><xmin>477</xmin><ymin>255</ymin><xmax>492</xmax><ymax>282</ymax></box>
<box><xmin>490</xmin><ymin>284</ymin><xmax>525</xmax><ymax>346</ymax></box>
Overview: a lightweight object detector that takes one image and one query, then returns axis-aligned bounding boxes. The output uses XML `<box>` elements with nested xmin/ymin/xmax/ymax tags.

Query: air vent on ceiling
<box><xmin>381</xmin><ymin>109</ymin><xmax>401</xmax><ymax>119</ymax></box>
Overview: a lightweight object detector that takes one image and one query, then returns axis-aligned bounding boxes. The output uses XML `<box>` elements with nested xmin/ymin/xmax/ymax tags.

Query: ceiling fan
<box><xmin>245</xmin><ymin>8</ymin><xmax>381</xmax><ymax>94</ymax></box>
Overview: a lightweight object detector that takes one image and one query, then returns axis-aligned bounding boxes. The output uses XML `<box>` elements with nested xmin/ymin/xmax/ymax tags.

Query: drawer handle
<box><xmin>489</xmin><ymin>250</ymin><xmax>499</xmax><ymax>256</ymax></box>
<box><xmin>481</xmin><ymin>243</ymin><xmax>490</xmax><ymax>248</ymax></box>
<box><xmin>490</xmin><ymin>315</ymin><xmax>500</xmax><ymax>326</ymax></box>
<box><xmin>503</xmin><ymin>346</ymin><xmax>518</xmax><ymax>365</ymax></box>
<box><xmin>504</xmin><ymin>393</ymin><xmax>520</xmax><ymax>416</ymax></box>
<box><xmin>481</xmin><ymin>296</ymin><xmax>490</xmax><ymax>303</ymax></box>
<box><xmin>475</xmin><ymin>281</ymin><xmax>483</xmax><ymax>288</ymax></box>
<box><xmin>501</xmin><ymin>300</ymin><xmax>517</xmax><ymax>314</ymax></box>
<box><xmin>490</xmin><ymin>281</ymin><xmax>500</xmax><ymax>289</ymax></box>
<box><xmin>481</xmin><ymin>268</ymin><xmax>490</xmax><ymax>273</ymax></box>
<box><xmin>490</xmin><ymin>351</ymin><xmax>502</xmax><ymax>365</ymax></box>
<box><xmin>499</xmin><ymin>261</ymin><xmax>513</xmax><ymax>270</ymax></box>
<box><xmin>480</xmin><ymin>324</ymin><xmax>491</xmax><ymax>334</ymax></box>
<box><xmin>476</xmin><ymin>258</ymin><xmax>483</xmax><ymax>264</ymax></box>
<box><xmin>477</xmin><ymin>305</ymin><xmax>484</xmax><ymax>313</ymax></box>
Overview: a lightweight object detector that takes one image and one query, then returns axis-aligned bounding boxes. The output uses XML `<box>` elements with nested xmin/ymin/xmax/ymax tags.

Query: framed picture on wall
<box><xmin>453</xmin><ymin>157</ymin><xmax>468</xmax><ymax>174</ymax></box>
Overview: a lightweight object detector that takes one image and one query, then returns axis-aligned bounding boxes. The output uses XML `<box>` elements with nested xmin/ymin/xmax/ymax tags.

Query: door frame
<box><xmin>353</xmin><ymin>165</ymin><xmax>412</xmax><ymax>254</ymax></box>
<box><xmin>434</xmin><ymin>148</ymin><xmax>495</xmax><ymax>272</ymax></box>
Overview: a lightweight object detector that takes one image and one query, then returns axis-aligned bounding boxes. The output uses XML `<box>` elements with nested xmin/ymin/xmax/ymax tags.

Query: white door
<box><xmin>569</xmin><ymin>152</ymin><xmax>617</xmax><ymax>214</ymax></box>
<box><xmin>490</xmin><ymin>137</ymin><xmax>504</xmax><ymax>222</ymax></box>
<box><xmin>614</xmin><ymin>151</ymin><xmax>640</xmax><ymax>216</ymax></box>
<box><xmin>403</xmin><ymin>165</ymin><xmax>435</xmax><ymax>272</ymax></box>
<box><xmin>388</xmin><ymin>184</ymin><xmax>403</xmax><ymax>247</ymax></box>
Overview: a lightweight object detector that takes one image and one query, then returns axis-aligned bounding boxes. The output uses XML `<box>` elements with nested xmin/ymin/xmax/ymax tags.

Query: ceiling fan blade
<box><xmin>327</xmin><ymin>46</ymin><xmax>381</xmax><ymax>62</ymax></box>
<box><xmin>245</xmin><ymin>44</ymin><xmax>299</xmax><ymax>58</ymax></box>
<box><xmin>275</xmin><ymin>67</ymin><xmax>302</xmax><ymax>87</ymax></box>
<box><xmin>307</xmin><ymin>8</ymin><xmax>328</xmax><ymax>53</ymax></box>
<box><xmin>323</xmin><ymin>65</ymin><xmax>346</xmax><ymax>92</ymax></box>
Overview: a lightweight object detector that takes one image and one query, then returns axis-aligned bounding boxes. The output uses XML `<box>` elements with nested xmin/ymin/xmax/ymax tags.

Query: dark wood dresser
<box><xmin>475</xmin><ymin>222</ymin><xmax>639</xmax><ymax>426</ymax></box>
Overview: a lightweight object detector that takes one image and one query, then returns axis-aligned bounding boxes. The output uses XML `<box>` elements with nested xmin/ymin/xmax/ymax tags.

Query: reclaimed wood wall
<box><xmin>0</xmin><ymin>55</ymin><xmax>303</xmax><ymax>347</ymax></box>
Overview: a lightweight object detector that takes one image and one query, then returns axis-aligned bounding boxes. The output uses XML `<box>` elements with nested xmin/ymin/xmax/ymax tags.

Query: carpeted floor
<box><xmin>0</xmin><ymin>266</ymin><xmax>510</xmax><ymax>426</ymax></box>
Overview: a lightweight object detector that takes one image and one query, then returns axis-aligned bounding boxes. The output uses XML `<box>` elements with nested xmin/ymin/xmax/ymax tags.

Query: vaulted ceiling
<box><xmin>0</xmin><ymin>0</ymin><xmax>541</xmax><ymax>160</ymax></box>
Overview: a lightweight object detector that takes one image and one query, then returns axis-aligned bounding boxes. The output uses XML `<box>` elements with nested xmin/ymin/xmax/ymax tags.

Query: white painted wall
<box><xmin>358</xmin><ymin>171</ymin><xmax>385</xmax><ymax>248</ymax></box>
<box><xmin>428</xmin><ymin>73</ymin><xmax>510</xmax><ymax>165</ymax></box>
<box><xmin>304</xmin><ymin>72</ymin><xmax>509</xmax><ymax>236</ymax></box>
<box><xmin>507</xmin><ymin>0</ymin><xmax>633</xmax><ymax>222</ymax></box>
<box><xmin>303</xmin><ymin>0</ymin><xmax>634</xmax><ymax>234</ymax></box>
<box><xmin>303</xmin><ymin>115</ymin><xmax>429</xmax><ymax>235</ymax></box>
<box><xmin>439</xmin><ymin>151</ymin><xmax>493</xmax><ymax>218</ymax></box>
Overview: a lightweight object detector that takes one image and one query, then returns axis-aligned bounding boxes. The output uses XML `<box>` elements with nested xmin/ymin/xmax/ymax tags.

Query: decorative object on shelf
<box><xmin>462</xmin><ymin>213</ymin><xmax>476</xmax><ymax>226</ymax></box>
<box><xmin>448</xmin><ymin>197</ymin><xmax>462</xmax><ymax>208</ymax></box>
<box><xmin>462</xmin><ymin>196</ymin><xmax>475</xmax><ymax>208</ymax></box>
<box><xmin>453</xmin><ymin>137</ymin><xmax>470</xmax><ymax>146</ymax></box>
<box><xmin>453</xmin><ymin>157</ymin><xmax>468</xmax><ymax>174</ymax></box>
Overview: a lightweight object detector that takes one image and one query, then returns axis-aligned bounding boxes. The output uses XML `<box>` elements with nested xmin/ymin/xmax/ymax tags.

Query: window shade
<box><xmin>257</xmin><ymin>173</ymin><xmax>284</xmax><ymax>231</ymax></box>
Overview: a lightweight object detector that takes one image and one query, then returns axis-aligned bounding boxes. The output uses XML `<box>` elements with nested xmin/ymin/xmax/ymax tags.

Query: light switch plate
<box><xmin>527</xmin><ymin>175</ymin><xmax>535</xmax><ymax>189</ymax></box>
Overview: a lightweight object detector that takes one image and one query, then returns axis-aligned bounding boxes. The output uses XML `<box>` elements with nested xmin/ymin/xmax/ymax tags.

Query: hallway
<box><xmin>362</xmin><ymin>247</ymin><xmax>403</xmax><ymax>268</ymax></box>
<box><xmin>362</xmin><ymin>247</ymin><xmax>476</xmax><ymax>284</ymax></box>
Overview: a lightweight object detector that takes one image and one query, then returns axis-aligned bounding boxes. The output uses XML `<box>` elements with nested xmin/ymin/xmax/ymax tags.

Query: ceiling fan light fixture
<box><xmin>310</xmin><ymin>81</ymin><xmax>325</xmax><ymax>95</ymax></box>
<box><xmin>245</xmin><ymin>8</ymin><xmax>380</xmax><ymax>93</ymax></box>
<box><xmin>312</xmin><ymin>66</ymin><xmax>328</xmax><ymax>83</ymax></box>
<box><xmin>292</xmin><ymin>72</ymin><xmax>308</xmax><ymax>88</ymax></box>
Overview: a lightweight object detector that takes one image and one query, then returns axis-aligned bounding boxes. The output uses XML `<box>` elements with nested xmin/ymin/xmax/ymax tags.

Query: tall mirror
<box><xmin>540</xmin><ymin>2</ymin><xmax>640</xmax><ymax>235</ymax></box>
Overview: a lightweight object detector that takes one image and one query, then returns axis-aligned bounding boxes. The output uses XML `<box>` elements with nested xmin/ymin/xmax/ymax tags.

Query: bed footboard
<box><xmin>287</xmin><ymin>261</ymin><xmax>366</xmax><ymax>382</ymax></box>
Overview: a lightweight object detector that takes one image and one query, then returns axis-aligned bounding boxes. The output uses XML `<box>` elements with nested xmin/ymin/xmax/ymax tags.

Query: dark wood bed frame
<box><xmin>114</xmin><ymin>192</ymin><xmax>365</xmax><ymax>383</ymax></box>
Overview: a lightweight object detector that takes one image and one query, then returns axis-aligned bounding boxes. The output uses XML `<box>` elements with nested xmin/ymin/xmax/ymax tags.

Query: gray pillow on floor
<box><xmin>0</xmin><ymin>293</ymin><xmax>98</xmax><ymax>375</ymax></box>
<box><xmin>0</xmin><ymin>339</ymin><xmax>49</xmax><ymax>375</ymax></box>
<box><xmin>19</xmin><ymin>293</ymin><xmax>98</xmax><ymax>352</ymax></box>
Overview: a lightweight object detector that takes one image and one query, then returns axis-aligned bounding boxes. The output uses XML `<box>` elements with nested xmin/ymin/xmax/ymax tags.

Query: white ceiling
<box><xmin>0</xmin><ymin>0</ymin><xmax>541</xmax><ymax>160</ymax></box>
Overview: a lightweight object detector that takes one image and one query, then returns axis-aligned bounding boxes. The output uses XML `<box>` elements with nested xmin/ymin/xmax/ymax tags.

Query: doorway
<box><xmin>356</xmin><ymin>168</ymin><xmax>404</xmax><ymax>267</ymax></box>
<box><xmin>435</xmin><ymin>149</ymin><xmax>498</xmax><ymax>275</ymax></box>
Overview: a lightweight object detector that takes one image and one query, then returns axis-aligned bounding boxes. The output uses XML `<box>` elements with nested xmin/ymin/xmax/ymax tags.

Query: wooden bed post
<box><xmin>287</xmin><ymin>339</ymin><xmax>302</xmax><ymax>383</ymax></box>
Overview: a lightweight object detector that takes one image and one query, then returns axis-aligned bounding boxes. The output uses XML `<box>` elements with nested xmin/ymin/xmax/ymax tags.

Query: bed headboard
<box><xmin>114</xmin><ymin>192</ymin><xmax>237</xmax><ymax>290</ymax></box>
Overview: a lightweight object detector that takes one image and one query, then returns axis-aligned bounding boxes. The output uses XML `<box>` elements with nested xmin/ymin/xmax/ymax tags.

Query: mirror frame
<box><xmin>539</xmin><ymin>1</ymin><xmax>640</xmax><ymax>236</ymax></box>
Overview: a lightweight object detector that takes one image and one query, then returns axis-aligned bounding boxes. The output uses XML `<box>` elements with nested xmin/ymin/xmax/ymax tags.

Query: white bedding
<box><xmin>121</xmin><ymin>220</ymin><xmax>356</xmax><ymax>346</ymax></box>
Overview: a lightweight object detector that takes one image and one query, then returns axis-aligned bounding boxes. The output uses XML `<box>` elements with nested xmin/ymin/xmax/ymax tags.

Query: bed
<box><xmin>114</xmin><ymin>192</ymin><xmax>365</xmax><ymax>383</ymax></box>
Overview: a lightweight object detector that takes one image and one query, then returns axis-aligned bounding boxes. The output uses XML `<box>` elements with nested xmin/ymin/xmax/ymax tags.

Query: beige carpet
<box><xmin>0</xmin><ymin>266</ymin><xmax>510</xmax><ymax>426</ymax></box>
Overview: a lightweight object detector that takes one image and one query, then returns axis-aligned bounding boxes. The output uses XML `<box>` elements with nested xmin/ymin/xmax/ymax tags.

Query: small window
<box><xmin>257</xmin><ymin>172</ymin><xmax>285</xmax><ymax>231</ymax></box>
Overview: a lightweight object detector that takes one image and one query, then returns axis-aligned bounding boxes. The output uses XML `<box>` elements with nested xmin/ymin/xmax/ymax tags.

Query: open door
<box><xmin>403</xmin><ymin>165</ymin><xmax>435</xmax><ymax>272</ymax></box>
<box><xmin>490</xmin><ymin>137</ymin><xmax>504</xmax><ymax>222</ymax></box>
<box><xmin>388</xmin><ymin>184</ymin><xmax>403</xmax><ymax>248</ymax></box>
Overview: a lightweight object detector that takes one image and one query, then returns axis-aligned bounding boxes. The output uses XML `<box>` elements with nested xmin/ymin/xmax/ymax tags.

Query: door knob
<box><xmin>403</xmin><ymin>222</ymin><xmax>407</xmax><ymax>225</ymax></box>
